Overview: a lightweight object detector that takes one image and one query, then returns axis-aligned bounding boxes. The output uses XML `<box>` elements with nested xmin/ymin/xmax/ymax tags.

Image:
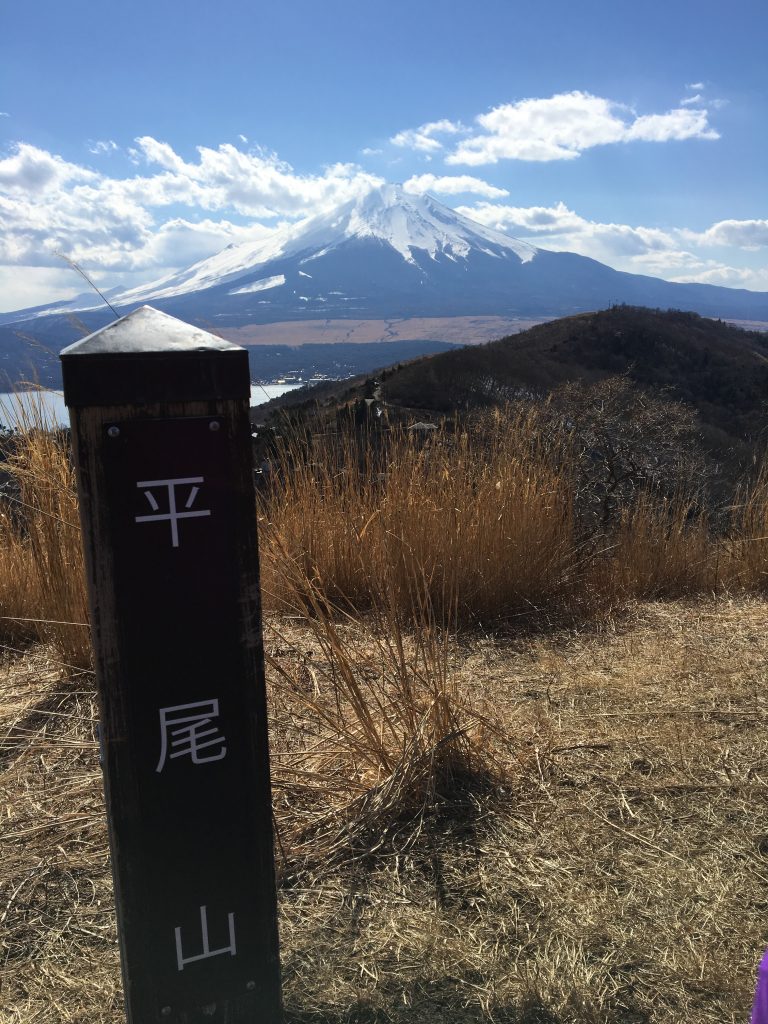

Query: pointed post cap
<box><xmin>61</xmin><ymin>306</ymin><xmax>250</xmax><ymax>407</ymax></box>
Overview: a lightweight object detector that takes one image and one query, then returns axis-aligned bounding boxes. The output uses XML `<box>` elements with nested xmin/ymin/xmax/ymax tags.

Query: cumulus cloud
<box><xmin>403</xmin><ymin>174</ymin><xmax>509</xmax><ymax>198</ymax></box>
<box><xmin>457</xmin><ymin>200</ymin><xmax>768</xmax><ymax>290</ymax></box>
<box><xmin>134</xmin><ymin>136</ymin><xmax>188</xmax><ymax>173</ymax></box>
<box><xmin>442</xmin><ymin>91</ymin><xmax>719</xmax><ymax>165</ymax></box>
<box><xmin>624</xmin><ymin>108</ymin><xmax>717</xmax><ymax>143</ymax></box>
<box><xmin>124</xmin><ymin>139</ymin><xmax>383</xmax><ymax>217</ymax></box>
<box><xmin>680</xmin><ymin>94</ymin><xmax>703</xmax><ymax>106</ymax></box>
<box><xmin>390</xmin><ymin>118</ymin><xmax>465</xmax><ymax>153</ymax></box>
<box><xmin>0</xmin><ymin>143</ymin><xmax>98</xmax><ymax>192</ymax></box>
<box><xmin>2</xmin><ymin>130</ymin><xmax>765</xmax><ymax>311</ymax></box>
<box><xmin>0</xmin><ymin>138</ymin><xmax>383</xmax><ymax>301</ymax></box>
<box><xmin>696</xmin><ymin>219</ymin><xmax>768</xmax><ymax>248</ymax></box>
<box><xmin>361</xmin><ymin>147</ymin><xmax>383</xmax><ymax>156</ymax></box>
<box><xmin>390</xmin><ymin>131</ymin><xmax>442</xmax><ymax>153</ymax></box>
<box><xmin>460</xmin><ymin>200</ymin><xmax>676</xmax><ymax>257</ymax></box>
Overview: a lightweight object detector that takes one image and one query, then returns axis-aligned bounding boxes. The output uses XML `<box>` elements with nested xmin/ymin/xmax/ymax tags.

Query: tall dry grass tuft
<box><xmin>725</xmin><ymin>461</ymin><xmax>768</xmax><ymax>591</ymax></box>
<box><xmin>2</xmin><ymin>396</ymin><xmax>768</xmax><ymax>670</ymax></box>
<box><xmin>265</xmin><ymin>571</ymin><xmax>487</xmax><ymax>877</ymax></box>
<box><xmin>260</xmin><ymin>408</ymin><xmax>582</xmax><ymax>628</ymax></box>
<box><xmin>606</xmin><ymin>490</ymin><xmax>716</xmax><ymax>599</ymax></box>
<box><xmin>0</xmin><ymin>394</ymin><xmax>89</xmax><ymax>665</ymax></box>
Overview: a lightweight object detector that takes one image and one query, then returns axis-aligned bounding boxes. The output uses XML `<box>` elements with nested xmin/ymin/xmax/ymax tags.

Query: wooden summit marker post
<box><xmin>61</xmin><ymin>305</ymin><xmax>282</xmax><ymax>1023</ymax></box>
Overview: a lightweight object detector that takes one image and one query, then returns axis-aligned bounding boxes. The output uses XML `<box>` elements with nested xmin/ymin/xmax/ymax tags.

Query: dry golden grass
<box><xmin>0</xmin><ymin>397</ymin><xmax>88</xmax><ymax>666</ymax></box>
<box><xmin>604</xmin><ymin>492</ymin><xmax>717</xmax><ymax>599</ymax></box>
<box><xmin>3</xmin><ymin>402</ymin><xmax>768</xmax><ymax>651</ymax></box>
<box><xmin>3</xmin><ymin>404</ymin><xmax>768</xmax><ymax>1021</ymax></box>
<box><xmin>2</xmin><ymin>598</ymin><xmax>767</xmax><ymax>1022</ymax></box>
<box><xmin>260</xmin><ymin>413</ymin><xmax>582</xmax><ymax>627</ymax></box>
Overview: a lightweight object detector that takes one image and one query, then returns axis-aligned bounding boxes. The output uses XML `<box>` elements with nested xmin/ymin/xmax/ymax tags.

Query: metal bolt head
<box><xmin>246</xmin><ymin>980</ymin><xmax>256</xmax><ymax>991</ymax></box>
<box><xmin>209</xmin><ymin>420</ymin><xmax>221</xmax><ymax>432</ymax></box>
<box><xmin>107</xmin><ymin>425</ymin><xmax>120</xmax><ymax>438</ymax></box>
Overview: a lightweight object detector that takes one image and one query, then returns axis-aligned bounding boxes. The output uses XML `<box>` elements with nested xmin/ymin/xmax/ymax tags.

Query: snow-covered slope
<box><xmin>3</xmin><ymin>182</ymin><xmax>768</xmax><ymax>391</ymax></box>
<box><xmin>111</xmin><ymin>184</ymin><xmax>538</xmax><ymax>305</ymax></box>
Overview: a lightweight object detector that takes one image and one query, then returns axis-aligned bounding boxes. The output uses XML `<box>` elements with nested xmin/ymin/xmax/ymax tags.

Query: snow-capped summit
<box><xmin>3</xmin><ymin>182</ymin><xmax>768</xmax><ymax>390</ymax></box>
<box><xmin>111</xmin><ymin>184</ymin><xmax>538</xmax><ymax>305</ymax></box>
<box><xmin>328</xmin><ymin>183</ymin><xmax>537</xmax><ymax>265</ymax></box>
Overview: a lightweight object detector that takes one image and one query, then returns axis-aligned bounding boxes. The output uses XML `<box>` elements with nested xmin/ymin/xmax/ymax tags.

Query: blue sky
<box><xmin>1</xmin><ymin>0</ymin><xmax>766</xmax><ymax>311</ymax></box>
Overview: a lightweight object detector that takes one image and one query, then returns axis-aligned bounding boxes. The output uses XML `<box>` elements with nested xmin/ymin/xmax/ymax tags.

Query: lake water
<box><xmin>0</xmin><ymin>383</ymin><xmax>302</xmax><ymax>429</ymax></box>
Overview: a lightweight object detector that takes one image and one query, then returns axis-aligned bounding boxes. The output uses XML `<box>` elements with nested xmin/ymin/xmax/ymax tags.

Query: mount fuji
<box><xmin>2</xmin><ymin>184</ymin><xmax>768</xmax><ymax>387</ymax></box>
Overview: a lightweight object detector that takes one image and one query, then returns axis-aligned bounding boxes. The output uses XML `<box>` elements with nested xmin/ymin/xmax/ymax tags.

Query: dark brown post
<box><xmin>62</xmin><ymin>306</ymin><xmax>282</xmax><ymax>1023</ymax></box>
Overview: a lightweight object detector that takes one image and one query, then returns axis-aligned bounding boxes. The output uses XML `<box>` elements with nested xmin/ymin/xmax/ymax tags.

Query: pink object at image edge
<box><xmin>751</xmin><ymin>950</ymin><xmax>768</xmax><ymax>1024</ymax></box>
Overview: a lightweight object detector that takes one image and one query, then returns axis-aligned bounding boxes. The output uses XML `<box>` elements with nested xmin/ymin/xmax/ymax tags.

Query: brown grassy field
<box><xmin>219</xmin><ymin>316</ymin><xmax>546</xmax><ymax>348</ymax></box>
<box><xmin>2</xmin><ymin>598</ymin><xmax>767</xmax><ymax>1022</ymax></box>
<box><xmin>1</xmin><ymin>401</ymin><xmax>768</xmax><ymax>1022</ymax></box>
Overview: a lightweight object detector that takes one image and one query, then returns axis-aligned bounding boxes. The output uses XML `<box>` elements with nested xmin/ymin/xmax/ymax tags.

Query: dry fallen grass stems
<box><xmin>3</xmin><ymin>599</ymin><xmax>768</xmax><ymax>1023</ymax></box>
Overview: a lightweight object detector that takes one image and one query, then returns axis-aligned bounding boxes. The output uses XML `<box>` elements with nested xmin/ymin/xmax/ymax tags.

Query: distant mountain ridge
<box><xmin>379</xmin><ymin>306</ymin><xmax>768</xmax><ymax>441</ymax></box>
<box><xmin>2</xmin><ymin>184</ymin><xmax>768</xmax><ymax>388</ymax></box>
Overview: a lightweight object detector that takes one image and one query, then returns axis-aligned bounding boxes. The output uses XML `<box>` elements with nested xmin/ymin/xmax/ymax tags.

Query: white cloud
<box><xmin>390</xmin><ymin>118</ymin><xmax>464</xmax><ymax>153</ymax></box>
<box><xmin>461</xmin><ymin>200</ymin><xmax>676</xmax><ymax>256</ymax></box>
<box><xmin>670</xmin><ymin>266</ymin><xmax>762</xmax><ymax>287</ymax></box>
<box><xmin>631</xmin><ymin>251</ymin><xmax>768</xmax><ymax>290</ymax></box>
<box><xmin>421</xmin><ymin>119</ymin><xmax>463</xmax><ymax>135</ymax></box>
<box><xmin>0</xmin><ymin>143</ymin><xmax>98</xmax><ymax>192</ymax></box>
<box><xmin>390</xmin><ymin>130</ymin><xmax>443</xmax><ymax>153</ymax></box>
<box><xmin>624</xmin><ymin>108</ymin><xmax>717</xmax><ymax>143</ymax></box>
<box><xmin>87</xmin><ymin>139</ymin><xmax>119</xmax><ymax>155</ymax></box>
<box><xmin>238</xmin><ymin>134</ymin><xmax>248</xmax><ymax>143</ymax></box>
<box><xmin>457</xmin><ymin>200</ymin><xmax>768</xmax><ymax>291</ymax></box>
<box><xmin>125</xmin><ymin>139</ymin><xmax>383</xmax><ymax>217</ymax></box>
<box><xmin>0</xmin><ymin>266</ymin><xmax>84</xmax><ymax>312</ymax></box>
<box><xmin>680</xmin><ymin>84</ymin><xmax>728</xmax><ymax>111</ymax></box>
<box><xmin>443</xmin><ymin>91</ymin><xmax>719</xmax><ymax>165</ymax></box>
<box><xmin>403</xmin><ymin>173</ymin><xmax>509</xmax><ymax>198</ymax></box>
<box><xmin>361</xmin><ymin>147</ymin><xmax>383</xmax><ymax>156</ymax></box>
<box><xmin>1</xmin><ymin>129</ymin><xmax>765</xmax><ymax>312</ymax></box>
<box><xmin>0</xmin><ymin>138</ymin><xmax>384</xmax><ymax>308</ymax></box>
<box><xmin>0</xmin><ymin>112</ymin><xmax>9</xmax><ymax>118</ymax></box>
<box><xmin>696</xmin><ymin>219</ymin><xmax>768</xmax><ymax>248</ymax></box>
<box><xmin>134</xmin><ymin>136</ymin><xmax>189</xmax><ymax>173</ymax></box>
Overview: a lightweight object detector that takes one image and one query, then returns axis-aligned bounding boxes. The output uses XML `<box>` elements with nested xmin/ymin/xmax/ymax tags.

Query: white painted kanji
<box><xmin>156</xmin><ymin>700</ymin><xmax>227</xmax><ymax>773</ymax></box>
<box><xmin>175</xmin><ymin>905</ymin><xmax>236</xmax><ymax>971</ymax></box>
<box><xmin>135</xmin><ymin>477</ymin><xmax>211</xmax><ymax>548</ymax></box>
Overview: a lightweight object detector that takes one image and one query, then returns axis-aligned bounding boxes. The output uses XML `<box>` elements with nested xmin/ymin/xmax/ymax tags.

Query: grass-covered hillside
<box><xmin>381</xmin><ymin>306</ymin><xmax>768</xmax><ymax>438</ymax></box>
<box><xmin>261</xmin><ymin>308</ymin><xmax>768</xmax><ymax>451</ymax></box>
